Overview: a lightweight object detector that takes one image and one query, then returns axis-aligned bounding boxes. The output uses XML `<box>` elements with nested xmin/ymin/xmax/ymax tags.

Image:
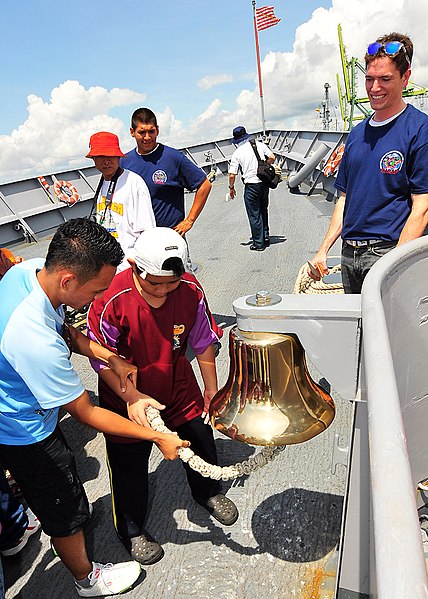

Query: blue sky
<box><xmin>0</xmin><ymin>0</ymin><xmax>426</xmax><ymax>182</ymax></box>
<box><xmin>0</xmin><ymin>0</ymin><xmax>331</xmax><ymax>135</ymax></box>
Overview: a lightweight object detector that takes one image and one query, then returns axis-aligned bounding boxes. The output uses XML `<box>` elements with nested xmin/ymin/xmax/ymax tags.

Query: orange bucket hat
<box><xmin>86</xmin><ymin>131</ymin><xmax>126</xmax><ymax>158</ymax></box>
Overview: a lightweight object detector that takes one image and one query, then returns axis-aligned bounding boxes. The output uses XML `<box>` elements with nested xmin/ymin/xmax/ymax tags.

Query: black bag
<box><xmin>250</xmin><ymin>140</ymin><xmax>279</xmax><ymax>189</ymax></box>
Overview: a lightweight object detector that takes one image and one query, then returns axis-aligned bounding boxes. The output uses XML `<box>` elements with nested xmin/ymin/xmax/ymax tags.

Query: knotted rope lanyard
<box><xmin>145</xmin><ymin>407</ymin><xmax>286</xmax><ymax>481</ymax></box>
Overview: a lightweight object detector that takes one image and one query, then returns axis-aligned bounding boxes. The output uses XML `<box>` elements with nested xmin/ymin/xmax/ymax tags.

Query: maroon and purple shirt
<box><xmin>87</xmin><ymin>269</ymin><xmax>220</xmax><ymax>442</ymax></box>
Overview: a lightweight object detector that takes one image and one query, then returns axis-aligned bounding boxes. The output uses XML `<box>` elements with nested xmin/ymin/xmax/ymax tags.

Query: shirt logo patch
<box><xmin>379</xmin><ymin>150</ymin><xmax>404</xmax><ymax>174</ymax></box>
<box><xmin>173</xmin><ymin>324</ymin><xmax>185</xmax><ymax>350</ymax></box>
<box><xmin>153</xmin><ymin>170</ymin><xmax>167</xmax><ymax>185</ymax></box>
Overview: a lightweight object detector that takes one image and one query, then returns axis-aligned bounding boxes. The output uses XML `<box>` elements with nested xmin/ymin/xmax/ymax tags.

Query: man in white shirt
<box><xmin>86</xmin><ymin>131</ymin><xmax>156</xmax><ymax>271</ymax></box>
<box><xmin>228</xmin><ymin>126</ymin><xmax>275</xmax><ymax>251</ymax></box>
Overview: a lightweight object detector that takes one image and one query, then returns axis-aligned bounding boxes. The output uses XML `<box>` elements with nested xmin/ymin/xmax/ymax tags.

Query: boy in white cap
<box><xmin>87</xmin><ymin>227</ymin><xmax>238</xmax><ymax>565</ymax></box>
<box><xmin>86</xmin><ymin>131</ymin><xmax>156</xmax><ymax>271</ymax></box>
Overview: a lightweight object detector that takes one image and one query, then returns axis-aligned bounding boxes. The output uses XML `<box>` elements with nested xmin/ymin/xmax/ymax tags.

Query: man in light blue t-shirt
<box><xmin>0</xmin><ymin>218</ymin><xmax>187</xmax><ymax>597</ymax></box>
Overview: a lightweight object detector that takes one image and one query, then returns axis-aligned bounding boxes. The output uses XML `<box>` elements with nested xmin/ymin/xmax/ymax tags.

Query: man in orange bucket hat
<box><xmin>86</xmin><ymin>131</ymin><xmax>155</xmax><ymax>271</ymax></box>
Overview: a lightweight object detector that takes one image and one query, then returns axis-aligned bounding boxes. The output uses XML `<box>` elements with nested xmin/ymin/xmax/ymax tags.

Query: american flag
<box><xmin>255</xmin><ymin>6</ymin><xmax>281</xmax><ymax>32</ymax></box>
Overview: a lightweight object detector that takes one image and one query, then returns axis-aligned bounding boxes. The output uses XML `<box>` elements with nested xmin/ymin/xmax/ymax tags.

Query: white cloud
<box><xmin>1</xmin><ymin>0</ymin><xmax>427</xmax><ymax>182</ymax></box>
<box><xmin>197</xmin><ymin>74</ymin><xmax>233</xmax><ymax>91</ymax></box>
<box><xmin>175</xmin><ymin>0</ymin><xmax>428</xmax><ymax>141</ymax></box>
<box><xmin>156</xmin><ymin>106</ymin><xmax>184</xmax><ymax>139</ymax></box>
<box><xmin>0</xmin><ymin>80</ymin><xmax>146</xmax><ymax>183</ymax></box>
<box><xmin>194</xmin><ymin>100</ymin><xmax>223</xmax><ymax>125</ymax></box>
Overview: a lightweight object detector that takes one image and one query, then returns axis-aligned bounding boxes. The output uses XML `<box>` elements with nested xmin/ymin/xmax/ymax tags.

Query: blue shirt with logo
<box><xmin>336</xmin><ymin>104</ymin><xmax>428</xmax><ymax>241</ymax></box>
<box><xmin>0</xmin><ymin>259</ymin><xmax>84</xmax><ymax>445</ymax></box>
<box><xmin>121</xmin><ymin>144</ymin><xmax>206</xmax><ymax>228</ymax></box>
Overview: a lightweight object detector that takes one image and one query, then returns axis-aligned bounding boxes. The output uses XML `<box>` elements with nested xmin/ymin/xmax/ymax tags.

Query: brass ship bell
<box><xmin>210</xmin><ymin>326</ymin><xmax>335</xmax><ymax>446</ymax></box>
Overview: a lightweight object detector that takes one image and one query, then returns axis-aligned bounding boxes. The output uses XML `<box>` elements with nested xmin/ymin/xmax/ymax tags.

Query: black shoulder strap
<box><xmin>87</xmin><ymin>167</ymin><xmax>122</xmax><ymax>221</ymax></box>
<box><xmin>87</xmin><ymin>175</ymin><xmax>104</xmax><ymax>221</ymax></box>
<box><xmin>250</xmin><ymin>139</ymin><xmax>262</xmax><ymax>161</ymax></box>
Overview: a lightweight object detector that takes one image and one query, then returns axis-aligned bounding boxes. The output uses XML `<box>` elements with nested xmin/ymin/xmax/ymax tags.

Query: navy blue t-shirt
<box><xmin>121</xmin><ymin>144</ymin><xmax>206</xmax><ymax>228</ymax></box>
<box><xmin>336</xmin><ymin>104</ymin><xmax>428</xmax><ymax>241</ymax></box>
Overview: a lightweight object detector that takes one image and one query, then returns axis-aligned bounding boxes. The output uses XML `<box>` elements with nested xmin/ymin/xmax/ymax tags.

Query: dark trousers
<box><xmin>105</xmin><ymin>416</ymin><xmax>221</xmax><ymax>544</ymax></box>
<box><xmin>243</xmin><ymin>182</ymin><xmax>269</xmax><ymax>247</ymax></box>
<box><xmin>341</xmin><ymin>241</ymin><xmax>397</xmax><ymax>293</ymax></box>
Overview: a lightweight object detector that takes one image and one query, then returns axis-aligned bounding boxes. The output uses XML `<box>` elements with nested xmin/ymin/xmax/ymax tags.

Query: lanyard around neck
<box><xmin>88</xmin><ymin>167</ymin><xmax>123</xmax><ymax>222</ymax></box>
<box><xmin>98</xmin><ymin>167</ymin><xmax>123</xmax><ymax>225</ymax></box>
<box><xmin>104</xmin><ymin>167</ymin><xmax>122</xmax><ymax>205</ymax></box>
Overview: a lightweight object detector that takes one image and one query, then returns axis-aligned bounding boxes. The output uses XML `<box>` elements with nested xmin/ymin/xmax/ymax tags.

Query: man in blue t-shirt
<box><xmin>122</xmin><ymin>107</ymin><xmax>223</xmax><ymax>346</ymax></box>
<box><xmin>121</xmin><ymin>107</ymin><xmax>212</xmax><ymax>235</ymax></box>
<box><xmin>310</xmin><ymin>32</ymin><xmax>428</xmax><ymax>293</ymax></box>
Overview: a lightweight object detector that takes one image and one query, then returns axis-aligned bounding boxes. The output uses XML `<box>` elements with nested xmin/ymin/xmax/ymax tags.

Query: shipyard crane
<box><xmin>314</xmin><ymin>82</ymin><xmax>340</xmax><ymax>131</ymax></box>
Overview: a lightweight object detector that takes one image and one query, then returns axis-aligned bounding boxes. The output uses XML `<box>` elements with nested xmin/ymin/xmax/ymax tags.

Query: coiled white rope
<box><xmin>418</xmin><ymin>479</ymin><xmax>428</xmax><ymax>492</ymax></box>
<box><xmin>145</xmin><ymin>406</ymin><xmax>286</xmax><ymax>481</ymax></box>
<box><xmin>293</xmin><ymin>263</ymin><xmax>344</xmax><ymax>294</ymax></box>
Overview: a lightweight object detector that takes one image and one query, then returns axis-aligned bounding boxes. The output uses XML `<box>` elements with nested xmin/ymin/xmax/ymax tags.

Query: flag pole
<box><xmin>252</xmin><ymin>0</ymin><xmax>266</xmax><ymax>137</ymax></box>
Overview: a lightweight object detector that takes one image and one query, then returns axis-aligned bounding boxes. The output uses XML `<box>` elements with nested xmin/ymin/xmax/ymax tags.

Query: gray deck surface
<box><xmin>3</xmin><ymin>176</ymin><xmax>350</xmax><ymax>599</ymax></box>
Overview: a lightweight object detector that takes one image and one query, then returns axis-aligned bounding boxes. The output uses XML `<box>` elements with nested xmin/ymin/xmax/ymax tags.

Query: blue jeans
<box><xmin>0</xmin><ymin>468</ymin><xmax>27</xmax><ymax>599</ymax></box>
<box><xmin>0</xmin><ymin>468</ymin><xmax>27</xmax><ymax>552</ymax></box>
<box><xmin>243</xmin><ymin>182</ymin><xmax>269</xmax><ymax>247</ymax></box>
<box><xmin>341</xmin><ymin>241</ymin><xmax>397</xmax><ymax>293</ymax></box>
<box><xmin>0</xmin><ymin>558</ymin><xmax>4</xmax><ymax>599</ymax></box>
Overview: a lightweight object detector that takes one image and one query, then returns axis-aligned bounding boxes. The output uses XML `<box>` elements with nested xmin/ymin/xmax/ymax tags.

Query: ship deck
<box><xmin>3</xmin><ymin>175</ymin><xmax>351</xmax><ymax>599</ymax></box>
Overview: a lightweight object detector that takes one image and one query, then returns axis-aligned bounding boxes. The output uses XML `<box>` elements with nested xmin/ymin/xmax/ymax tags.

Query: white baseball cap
<box><xmin>130</xmin><ymin>227</ymin><xmax>188</xmax><ymax>278</ymax></box>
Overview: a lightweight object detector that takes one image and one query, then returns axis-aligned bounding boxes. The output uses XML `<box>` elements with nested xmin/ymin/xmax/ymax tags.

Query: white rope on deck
<box><xmin>293</xmin><ymin>263</ymin><xmax>344</xmax><ymax>294</ymax></box>
<box><xmin>145</xmin><ymin>406</ymin><xmax>286</xmax><ymax>481</ymax></box>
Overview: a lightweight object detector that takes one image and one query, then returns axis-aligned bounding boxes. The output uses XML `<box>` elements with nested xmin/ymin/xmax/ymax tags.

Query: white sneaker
<box><xmin>1</xmin><ymin>507</ymin><xmax>41</xmax><ymax>557</ymax></box>
<box><xmin>75</xmin><ymin>561</ymin><xmax>141</xmax><ymax>597</ymax></box>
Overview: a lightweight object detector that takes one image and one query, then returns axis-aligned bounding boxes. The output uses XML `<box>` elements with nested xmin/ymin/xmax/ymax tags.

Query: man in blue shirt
<box><xmin>0</xmin><ymin>218</ymin><xmax>188</xmax><ymax>597</ymax></box>
<box><xmin>122</xmin><ymin>107</ymin><xmax>223</xmax><ymax>347</ymax></box>
<box><xmin>310</xmin><ymin>32</ymin><xmax>428</xmax><ymax>293</ymax></box>
<box><xmin>121</xmin><ymin>107</ymin><xmax>212</xmax><ymax>236</ymax></box>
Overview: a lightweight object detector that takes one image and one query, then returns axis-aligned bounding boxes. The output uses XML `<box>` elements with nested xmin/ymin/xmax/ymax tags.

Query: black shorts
<box><xmin>0</xmin><ymin>426</ymin><xmax>91</xmax><ymax>537</ymax></box>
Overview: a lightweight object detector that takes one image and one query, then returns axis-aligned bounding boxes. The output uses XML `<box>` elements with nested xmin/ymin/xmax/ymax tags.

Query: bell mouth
<box><xmin>210</xmin><ymin>327</ymin><xmax>335</xmax><ymax>446</ymax></box>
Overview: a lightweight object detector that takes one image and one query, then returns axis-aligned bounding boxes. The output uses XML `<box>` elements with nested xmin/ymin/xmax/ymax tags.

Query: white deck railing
<box><xmin>362</xmin><ymin>237</ymin><xmax>428</xmax><ymax>598</ymax></box>
<box><xmin>0</xmin><ymin>129</ymin><xmax>346</xmax><ymax>246</ymax></box>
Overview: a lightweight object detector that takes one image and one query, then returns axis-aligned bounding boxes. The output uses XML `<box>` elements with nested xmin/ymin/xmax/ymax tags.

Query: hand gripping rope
<box><xmin>145</xmin><ymin>406</ymin><xmax>286</xmax><ymax>481</ymax></box>
<box><xmin>293</xmin><ymin>262</ymin><xmax>344</xmax><ymax>295</ymax></box>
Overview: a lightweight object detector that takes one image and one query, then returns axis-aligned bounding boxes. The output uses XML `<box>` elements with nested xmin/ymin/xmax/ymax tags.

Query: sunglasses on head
<box><xmin>367</xmin><ymin>41</ymin><xmax>411</xmax><ymax>66</ymax></box>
